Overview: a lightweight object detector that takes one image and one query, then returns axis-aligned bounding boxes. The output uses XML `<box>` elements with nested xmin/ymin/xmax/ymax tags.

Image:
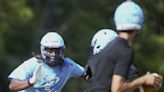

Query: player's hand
<box><xmin>143</xmin><ymin>72</ymin><xmax>163</xmax><ymax>89</ymax></box>
<box><xmin>29</xmin><ymin>64</ymin><xmax>42</xmax><ymax>84</ymax></box>
<box><xmin>83</xmin><ymin>65</ymin><xmax>92</xmax><ymax>81</ymax></box>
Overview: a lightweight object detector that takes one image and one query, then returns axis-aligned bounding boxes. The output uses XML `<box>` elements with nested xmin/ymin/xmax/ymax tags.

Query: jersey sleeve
<box><xmin>127</xmin><ymin>63</ymin><xmax>139</xmax><ymax>82</ymax></box>
<box><xmin>114</xmin><ymin>49</ymin><xmax>133</xmax><ymax>79</ymax></box>
<box><xmin>65</xmin><ymin>58</ymin><xmax>84</xmax><ymax>77</ymax></box>
<box><xmin>8</xmin><ymin>57</ymin><xmax>38</xmax><ymax>80</ymax></box>
<box><xmin>72</xmin><ymin>62</ymin><xmax>84</xmax><ymax>77</ymax></box>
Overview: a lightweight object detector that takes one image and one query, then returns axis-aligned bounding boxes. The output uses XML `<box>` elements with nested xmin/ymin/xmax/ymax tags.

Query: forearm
<box><xmin>112</xmin><ymin>75</ymin><xmax>145</xmax><ymax>92</ymax></box>
<box><xmin>123</xmin><ymin>76</ymin><xmax>145</xmax><ymax>91</ymax></box>
<box><xmin>112</xmin><ymin>73</ymin><xmax>163</xmax><ymax>92</ymax></box>
<box><xmin>9</xmin><ymin>79</ymin><xmax>32</xmax><ymax>91</ymax></box>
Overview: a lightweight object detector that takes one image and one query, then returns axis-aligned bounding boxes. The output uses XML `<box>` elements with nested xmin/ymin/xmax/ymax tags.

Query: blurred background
<box><xmin>0</xmin><ymin>0</ymin><xmax>164</xmax><ymax>92</ymax></box>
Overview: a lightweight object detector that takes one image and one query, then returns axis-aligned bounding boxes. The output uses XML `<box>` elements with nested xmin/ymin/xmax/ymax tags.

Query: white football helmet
<box><xmin>40</xmin><ymin>32</ymin><xmax>65</xmax><ymax>67</ymax></box>
<box><xmin>91</xmin><ymin>29</ymin><xmax>118</xmax><ymax>55</ymax></box>
<box><xmin>114</xmin><ymin>1</ymin><xmax>144</xmax><ymax>31</ymax></box>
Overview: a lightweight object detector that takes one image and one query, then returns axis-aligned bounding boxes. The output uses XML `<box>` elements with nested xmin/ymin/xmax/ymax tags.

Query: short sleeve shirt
<box><xmin>85</xmin><ymin>37</ymin><xmax>133</xmax><ymax>92</ymax></box>
<box><xmin>8</xmin><ymin>57</ymin><xmax>84</xmax><ymax>92</ymax></box>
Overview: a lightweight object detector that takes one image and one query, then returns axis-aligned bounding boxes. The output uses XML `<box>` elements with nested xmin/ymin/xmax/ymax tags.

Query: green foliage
<box><xmin>0</xmin><ymin>0</ymin><xmax>164</xmax><ymax>92</ymax></box>
<box><xmin>0</xmin><ymin>0</ymin><xmax>35</xmax><ymax>91</ymax></box>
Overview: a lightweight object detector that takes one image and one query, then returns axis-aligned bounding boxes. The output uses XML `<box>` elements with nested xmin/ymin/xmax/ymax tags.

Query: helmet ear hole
<box><xmin>97</xmin><ymin>46</ymin><xmax>100</xmax><ymax>49</ymax></box>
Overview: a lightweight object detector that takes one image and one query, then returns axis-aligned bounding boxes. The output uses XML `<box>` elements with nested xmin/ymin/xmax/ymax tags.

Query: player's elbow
<box><xmin>111</xmin><ymin>87</ymin><xmax>121</xmax><ymax>92</ymax></box>
<box><xmin>111</xmin><ymin>89</ymin><xmax>117</xmax><ymax>92</ymax></box>
<box><xmin>9</xmin><ymin>82</ymin><xmax>16</xmax><ymax>91</ymax></box>
<box><xmin>9</xmin><ymin>80</ymin><xmax>20</xmax><ymax>91</ymax></box>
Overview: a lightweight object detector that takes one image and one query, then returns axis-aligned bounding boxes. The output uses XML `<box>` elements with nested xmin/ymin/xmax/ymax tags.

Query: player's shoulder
<box><xmin>63</xmin><ymin>57</ymin><xmax>77</xmax><ymax>65</ymax></box>
<box><xmin>112</xmin><ymin>37</ymin><xmax>132</xmax><ymax>51</ymax></box>
<box><xmin>23</xmin><ymin>57</ymin><xmax>41</xmax><ymax>65</ymax></box>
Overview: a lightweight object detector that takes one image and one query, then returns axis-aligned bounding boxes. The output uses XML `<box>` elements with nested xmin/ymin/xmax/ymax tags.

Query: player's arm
<box><xmin>81</xmin><ymin>65</ymin><xmax>92</xmax><ymax>82</ymax></box>
<box><xmin>9</xmin><ymin>79</ymin><xmax>32</xmax><ymax>91</ymax></box>
<box><xmin>111</xmin><ymin>73</ymin><xmax>163</xmax><ymax>92</ymax></box>
<box><xmin>67</xmin><ymin>58</ymin><xmax>85</xmax><ymax>78</ymax></box>
<box><xmin>111</xmin><ymin>74</ymin><xmax>142</xmax><ymax>92</ymax></box>
<box><xmin>9</xmin><ymin>64</ymin><xmax>42</xmax><ymax>91</ymax></box>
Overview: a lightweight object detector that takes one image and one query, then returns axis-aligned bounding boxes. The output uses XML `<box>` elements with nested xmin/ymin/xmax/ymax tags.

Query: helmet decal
<box><xmin>91</xmin><ymin>29</ymin><xmax>118</xmax><ymax>55</ymax></box>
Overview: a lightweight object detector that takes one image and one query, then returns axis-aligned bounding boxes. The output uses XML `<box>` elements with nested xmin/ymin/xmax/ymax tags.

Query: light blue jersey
<box><xmin>8</xmin><ymin>57</ymin><xmax>84</xmax><ymax>92</ymax></box>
